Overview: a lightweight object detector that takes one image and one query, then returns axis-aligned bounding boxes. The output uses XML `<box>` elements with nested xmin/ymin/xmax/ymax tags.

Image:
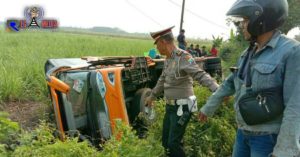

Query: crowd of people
<box><xmin>186</xmin><ymin>43</ymin><xmax>218</xmax><ymax>58</ymax></box>
<box><xmin>177</xmin><ymin>28</ymin><xmax>218</xmax><ymax>58</ymax></box>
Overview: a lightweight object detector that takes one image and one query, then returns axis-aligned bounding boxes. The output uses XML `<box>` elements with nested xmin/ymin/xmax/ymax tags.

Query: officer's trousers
<box><xmin>162</xmin><ymin>104</ymin><xmax>191</xmax><ymax>157</ymax></box>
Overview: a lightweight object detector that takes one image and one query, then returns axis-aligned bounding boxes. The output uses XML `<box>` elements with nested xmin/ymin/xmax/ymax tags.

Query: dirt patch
<box><xmin>1</xmin><ymin>101</ymin><xmax>51</xmax><ymax>130</ymax></box>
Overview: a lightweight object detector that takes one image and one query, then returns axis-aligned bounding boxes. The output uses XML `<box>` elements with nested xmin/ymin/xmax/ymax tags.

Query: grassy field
<box><xmin>0</xmin><ymin>30</ymin><xmax>154</xmax><ymax>102</ymax></box>
<box><xmin>0</xmin><ymin>29</ymin><xmax>216</xmax><ymax>103</ymax></box>
<box><xmin>0</xmin><ymin>29</ymin><xmax>237</xmax><ymax>157</ymax></box>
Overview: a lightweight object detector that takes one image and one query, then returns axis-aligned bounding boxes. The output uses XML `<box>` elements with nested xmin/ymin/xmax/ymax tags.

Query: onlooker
<box><xmin>194</xmin><ymin>44</ymin><xmax>202</xmax><ymax>57</ymax></box>
<box><xmin>199</xmin><ymin>0</ymin><xmax>300</xmax><ymax>156</ymax></box>
<box><xmin>187</xmin><ymin>44</ymin><xmax>194</xmax><ymax>53</ymax></box>
<box><xmin>177</xmin><ymin>29</ymin><xmax>187</xmax><ymax>50</ymax></box>
<box><xmin>201</xmin><ymin>46</ymin><xmax>208</xmax><ymax>57</ymax></box>
<box><xmin>188</xmin><ymin>44</ymin><xmax>197</xmax><ymax>57</ymax></box>
<box><xmin>148</xmin><ymin>48</ymin><xmax>157</xmax><ymax>59</ymax></box>
<box><xmin>210</xmin><ymin>44</ymin><xmax>218</xmax><ymax>57</ymax></box>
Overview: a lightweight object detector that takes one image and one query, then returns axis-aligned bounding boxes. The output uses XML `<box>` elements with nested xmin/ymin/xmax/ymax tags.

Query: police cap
<box><xmin>150</xmin><ymin>26</ymin><xmax>175</xmax><ymax>44</ymax></box>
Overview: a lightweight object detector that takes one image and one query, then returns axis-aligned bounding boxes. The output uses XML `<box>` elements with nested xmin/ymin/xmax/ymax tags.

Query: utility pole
<box><xmin>179</xmin><ymin>0</ymin><xmax>185</xmax><ymax>33</ymax></box>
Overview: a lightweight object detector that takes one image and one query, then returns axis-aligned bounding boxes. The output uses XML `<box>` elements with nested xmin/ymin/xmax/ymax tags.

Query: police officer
<box><xmin>199</xmin><ymin>0</ymin><xmax>300</xmax><ymax>156</ymax></box>
<box><xmin>146</xmin><ymin>26</ymin><xmax>219</xmax><ymax>157</ymax></box>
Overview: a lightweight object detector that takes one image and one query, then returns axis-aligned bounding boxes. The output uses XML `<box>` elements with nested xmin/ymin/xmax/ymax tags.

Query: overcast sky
<box><xmin>0</xmin><ymin>0</ymin><xmax>299</xmax><ymax>39</ymax></box>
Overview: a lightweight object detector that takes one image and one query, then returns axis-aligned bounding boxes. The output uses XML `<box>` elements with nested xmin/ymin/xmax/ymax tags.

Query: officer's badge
<box><xmin>188</xmin><ymin>58</ymin><xmax>194</xmax><ymax>64</ymax></box>
<box><xmin>185</xmin><ymin>55</ymin><xmax>194</xmax><ymax>64</ymax></box>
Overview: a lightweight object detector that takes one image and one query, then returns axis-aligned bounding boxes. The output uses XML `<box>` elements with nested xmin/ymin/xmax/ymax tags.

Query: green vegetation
<box><xmin>12</xmin><ymin>121</ymin><xmax>100</xmax><ymax>157</ymax></box>
<box><xmin>0</xmin><ymin>112</ymin><xmax>20</xmax><ymax>157</ymax></box>
<box><xmin>0</xmin><ymin>30</ymin><xmax>238</xmax><ymax>156</ymax></box>
<box><xmin>219</xmin><ymin>29</ymin><xmax>248</xmax><ymax>75</ymax></box>
<box><xmin>1</xmin><ymin>89</ymin><xmax>235</xmax><ymax>157</ymax></box>
<box><xmin>0</xmin><ymin>31</ymin><xmax>153</xmax><ymax>102</ymax></box>
<box><xmin>281</xmin><ymin>0</ymin><xmax>300</xmax><ymax>34</ymax></box>
<box><xmin>185</xmin><ymin>86</ymin><xmax>236</xmax><ymax>157</ymax></box>
<box><xmin>0</xmin><ymin>112</ymin><xmax>20</xmax><ymax>145</ymax></box>
<box><xmin>1</xmin><ymin>14</ymin><xmax>300</xmax><ymax>155</ymax></box>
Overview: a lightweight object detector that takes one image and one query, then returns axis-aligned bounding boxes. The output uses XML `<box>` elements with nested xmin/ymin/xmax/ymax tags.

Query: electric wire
<box><xmin>125</xmin><ymin>0</ymin><xmax>163</xmax><ymax>27</ymax></box>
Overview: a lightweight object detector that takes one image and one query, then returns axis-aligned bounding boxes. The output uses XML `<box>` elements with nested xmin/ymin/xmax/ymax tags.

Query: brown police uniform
<box><xmin>149</xmin><ymin>49</ymin><xmax>218</xmax><ymax>100</ymax></box>
<box><xmin>149</xmin><ymin>26</ymin><xmax>219</xmax><ymax>157</ymax></box>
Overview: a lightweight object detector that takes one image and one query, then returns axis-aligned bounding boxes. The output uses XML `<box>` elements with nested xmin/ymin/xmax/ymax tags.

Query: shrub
<box><xmin>183</xmin><ymin>86</ymin><xmax>236</xmax><ymax>157</ymax></box>
<box><xmin>0</xmin><ymin>112</ymin><xmax>20</xmax><ymax>148</ymax></box>
<box><xmin>0</xmin><ymin>144</ymin><xmax>9</xmax><ymax>157</ymax></box>
<box><xmin>1</xmin><ymin>86</ymin><xmax>237</xmax><ymax>157</ymax></box>
<box><xmin>101</xmin><ymin>119</ymin><xmax>164</xmax><ymax>157</ymax></box>
<box><xmin>10</xmin><ymin>120</ymin><xmax>164</xmax><ymax>157</ymax></box>
<box><xmin>219</xmin><ymin>30</ymin><xmax>248</xmax><ymax>76</ymax></box>
<box><xmin>12</xmin><ymin>121</ymin><xmax>100</xmax><ymax>157</ymax></box>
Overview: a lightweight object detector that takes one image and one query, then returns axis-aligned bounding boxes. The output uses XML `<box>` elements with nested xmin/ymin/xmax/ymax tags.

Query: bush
<box><xmin>0</xmin><ymin>112</ymin><xmax>20</xmax><ymax>148</ymax></box>
<box><xmin>101</xmin><ymin>119</ymin><xmax>164</xmax><ymax>157</ymax></box>
<box><xmin>0</xmin><ymin>144</ymin><xmax>9</xmax><ymax>157</ymax></box>
<box><xmin>219</xmin><ymin>30</ymin><xmax>248</xmax><ymax>76</ymax></box>
<box><xmin>10</xmin><ymin>120</ymin><xmax>164</xmax><ymax>157</ymax></box>
<box><xmin>139</xmin><ymin>86</ymin><xmax>236</xmax><ymax>157</ymax></box>
<box><xmin>12</xmin><ymin>121</ymin><xmax>100</xmax><ymax>157</ymax></box>
<box><xmin>13</xmin><ymin>138</ymin><xmax>99</xmax><ymax>157</ymax></box>
<box><xmin>1</xmin><ymin>86</ymin><xmax>236</xmax><ymax>157</ymax></box>
<box><xmin>182</xmin><ymin>86</ymin><xmax>236</xmax><ymax>157</ymax></box>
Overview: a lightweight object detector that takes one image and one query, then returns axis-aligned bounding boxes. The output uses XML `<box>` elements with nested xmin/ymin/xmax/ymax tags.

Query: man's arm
<box><xmin>181</xmin><ymin>53</ymin><xmax>218</xmax><ymax>92</ymax></box>
<box><xmin>272</xmin><ymin>46</ymin><xmax>300</xmax><ymax>156</ymax></box>
<box><xmin>200</xmin><ymin>74</ymin><xmax>235</xmax><ymax>116</ymax></box>
<box><xmin>181</xmin><ymin>52</ymin><xmax>236</xmax><ymax>116</ymax></box>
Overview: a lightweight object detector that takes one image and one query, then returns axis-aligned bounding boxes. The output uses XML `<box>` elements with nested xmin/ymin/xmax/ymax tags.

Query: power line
<box><xmin>168</xmin><ymin>0</ymin><xmax>228</xmax><ymax>31</ymax></box>
<box><xmin>125</xmin><ymin>0</ymin><xmax>163</xmax><ymax>27</ymax></box>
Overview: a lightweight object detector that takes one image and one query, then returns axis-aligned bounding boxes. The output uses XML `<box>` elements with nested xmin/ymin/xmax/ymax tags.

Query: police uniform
<box><xmin>149</xmin><ymin>49</ymin><xmax>218</xmax><ymax>100</ymax></box>
<box><xmin>149</xmin><ymin>26</ymin><xmax>219</xmax><ymax>157</ymax></box>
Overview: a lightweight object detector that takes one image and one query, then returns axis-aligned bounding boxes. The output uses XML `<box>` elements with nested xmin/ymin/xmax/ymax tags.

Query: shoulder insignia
<box><xmin>188</xmin><ymin>58</ymin><xmax>194</xmax><ymax>64</ymax></box>
<box><xmin>185</xmin><ymin>55</ymin><xmax>191</xmax><ymax>60</ymax></box>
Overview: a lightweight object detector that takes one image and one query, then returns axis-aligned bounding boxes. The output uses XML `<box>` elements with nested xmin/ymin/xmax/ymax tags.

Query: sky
<box><xmin>0</xmin><ymin>0</ymin><xmax>299</xmax><ymax>39</ymax></box>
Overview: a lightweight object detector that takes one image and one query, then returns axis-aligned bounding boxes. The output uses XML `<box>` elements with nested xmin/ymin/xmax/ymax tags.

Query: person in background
<box><xmin>187</xmin><ymin>44</ymin><xmax>195</xmax><ymax>56</ymax></box>
<box><xmin>148</xmin><ymin>48</ymin><xmax>157</xmax><ymax>59</ymax></box>
<box><xmin>146</xmin><ymin>26</ymin><xmax>219</xmax><ymax>157</ymax></box>
<box><xmin>194</xmin><ymin>44</ymin><xmax>202</xmax><ymax>57</ymax></box>
<box><xmin>198</xmin><ymin>0</ymin><xmax>300</xmax><ymax>156</ymax></box>
<box><xmin>201</xmin><ymin>46</ymin><xmax>208</xmax><ymax>57</ymax></box>
<box><xmin>210</xmin><ymin>44</ymin><xmax>218</xmax><ymax>57</ymax></box>
<box><xmin>177</xmin><ymin>29</ymin><xmax>187</xmax><ymax>50</ymax></box>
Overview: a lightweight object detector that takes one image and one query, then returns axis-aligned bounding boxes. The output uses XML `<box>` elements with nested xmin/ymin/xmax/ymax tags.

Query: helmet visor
<box><xmin>227</xmin><ymin>16</ymin><xmax>245</xmax><ymax>23</ymax></box>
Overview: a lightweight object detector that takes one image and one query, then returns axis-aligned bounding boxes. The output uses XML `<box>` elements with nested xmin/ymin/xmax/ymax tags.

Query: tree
<box><xmin>280</xmin><ymin>0</ymin><xmax>300</xmax><ymax>34</ymax></box>
<box><xmin>212</xmin><ymin>35</ymin><xmax>223</xmax><ymax>48</ymax></box>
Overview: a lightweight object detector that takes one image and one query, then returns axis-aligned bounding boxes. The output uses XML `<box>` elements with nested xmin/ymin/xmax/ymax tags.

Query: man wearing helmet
<box><xmin>198</xmin><ymin>0</ymin><xmax>300</xmax><ymax>156</ymax></box>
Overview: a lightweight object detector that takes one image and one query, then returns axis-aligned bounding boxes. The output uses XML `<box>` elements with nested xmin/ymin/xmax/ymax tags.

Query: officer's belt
<box><xmin>166</xmin><ymin>99</ymin><xmax>189</xmax><ymax>105</ymax></box>
<box><xmin>241</xmin><ymin>130</ymin><xmax>273</xmax><ymax>136</ymax></box>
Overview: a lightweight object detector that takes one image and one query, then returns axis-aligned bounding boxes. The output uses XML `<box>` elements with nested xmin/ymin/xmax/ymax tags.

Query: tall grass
<box><xmin>0</xmin><ymin>30</ymin><xmax>154</xmax><ymax>102</ymax></box>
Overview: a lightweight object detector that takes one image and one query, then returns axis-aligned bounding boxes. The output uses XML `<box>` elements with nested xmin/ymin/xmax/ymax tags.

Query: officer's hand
<box><xmin>145</xmin><ymin>97</ymin><xmax>154</xmax><ymax>107</ymax></box>
<box><xmin>198</xmin><ymin>112</ymin><xmax>208</xmax><ymax>123</ymax></box>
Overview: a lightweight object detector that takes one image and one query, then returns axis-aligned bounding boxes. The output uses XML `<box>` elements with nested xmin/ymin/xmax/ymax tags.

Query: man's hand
<box><xmin>145</xmin><ymin>97</ymin><xmax>154</xmax><ymax>107</ymax></box>
<box><xmin>223</xmin><ymin>96</ymin><xmax>231</xmax><ymax>105</ymax></box>
<box><xmin>198</xmin><ymin>112</ymin><xmax>208</xmax><ymax>122</ymax></box>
